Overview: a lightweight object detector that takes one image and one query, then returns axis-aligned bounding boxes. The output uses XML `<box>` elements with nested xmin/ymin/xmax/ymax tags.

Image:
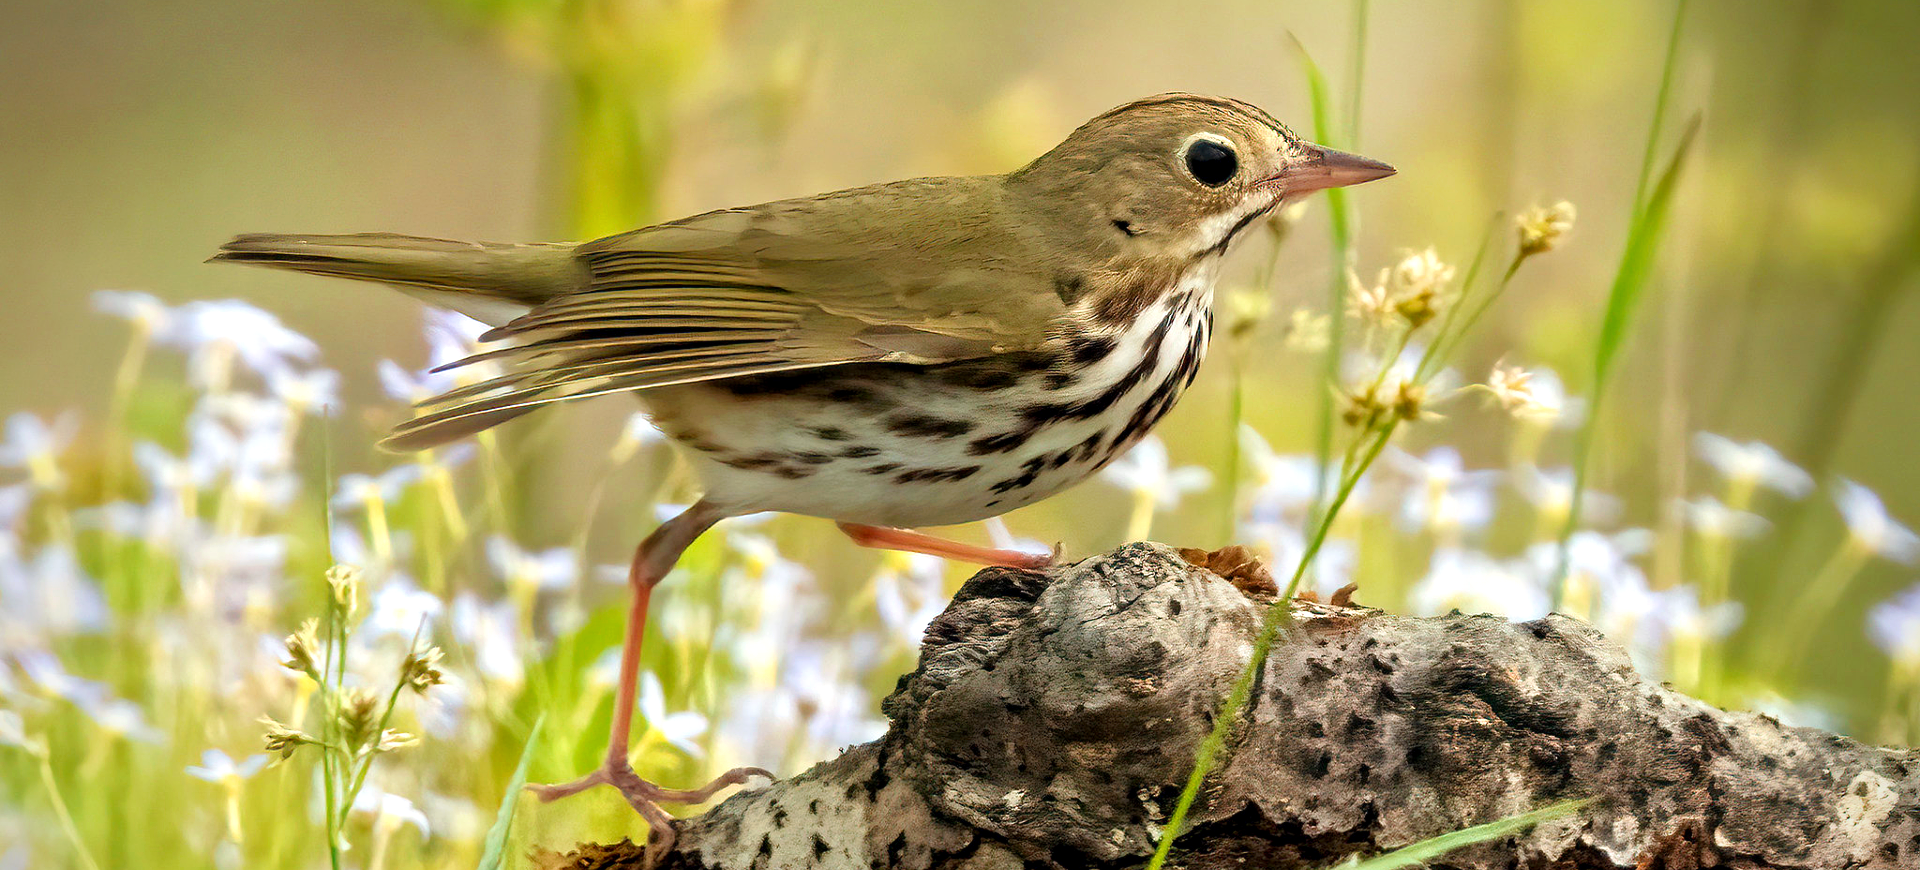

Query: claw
<box><xmin>528</xmin><ymin>761</ymin><xmax>774</xmax><ymax>866</ymax></box>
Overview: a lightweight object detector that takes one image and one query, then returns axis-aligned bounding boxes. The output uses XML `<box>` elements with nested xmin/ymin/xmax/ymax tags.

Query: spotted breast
<box><xmin>643</xmin><ymin>262</ymin><xmax>1218</xmax><ymax>528</ymax></box>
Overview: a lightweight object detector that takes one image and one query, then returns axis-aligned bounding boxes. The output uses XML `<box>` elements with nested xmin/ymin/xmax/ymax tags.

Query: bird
<box><xmin>212</xmin><ymin>92</ymin><xmax>1393</xmax><ymax>860</ymax></box>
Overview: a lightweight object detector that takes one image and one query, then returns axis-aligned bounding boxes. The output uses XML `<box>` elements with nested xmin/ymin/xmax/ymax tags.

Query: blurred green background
<box><xmin>4</xmin><ymin>0</ymin><xmax>1920</xmax><ymax>866</ymax></box>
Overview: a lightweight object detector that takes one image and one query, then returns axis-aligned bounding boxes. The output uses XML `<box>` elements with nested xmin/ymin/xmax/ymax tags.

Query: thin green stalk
<box><xmin>1429</xmin><ymin>255</ymin><xmax>1523</xmax><ymax>375</ymax></box>
<box><xmin>339</xmin><ymin>623</ymin><xmax>427</xmax><ymax>828</ymax></box>
<box><xmin>1554</xmin><ymin>115</ymin><xmax>1701</xmax><ymax>608</ymax></box>
<box><xmin>1759</xmin><ymin>177</ymin><xmax>1920</xmax><ymax>599</ymax></box>
<box><xmin>1337</xmin><ymin>799</ymin><xmax>1590</xmax><ymax>870</ymax></box>
<box><xmin>1552</xmin><ymin>2</ymin><xmax>1692</xmax><ymax>610</ymax></box>
<box><xmin>314</xmin><ymin>418</ymin><xmax>346</xmax><ymax>870</ymax></box>
<box><xmin>1631</xmin><ymin>0</ymin><xmax>1688</xmax><ymax>217</ymax></box>
<box><xmin>1761</xmin><ymin>540</ymin><xmax>1867</xmax><ymax>684</ymax></box>
<box><xmin>320</xmin><ymin>606</ymin><xmax>343</xmax><ymax>870</ymax></box>
<box><xmin>1148</xmin><ymin>419</ymin><xmax>1396</xmax><ymax>869</ymax></box>
<box><xmin>1413</xmin><ymin>214</ymin><xmax>1503</xmax><ymax>382</ymax></box>
<box><xmin>37</xmin><ymin>750</ymin><xmax>103</xmax><ymax>870</ymax></box>
<box><xmin>478</xmin><ymin>714</ymin><xmax>547</xmax><ymax>870</ymax></box>
<box><xmin>1222</xmin><ymin>358</ymin><xmax>1247</xmax><ymax>541</ymax></box>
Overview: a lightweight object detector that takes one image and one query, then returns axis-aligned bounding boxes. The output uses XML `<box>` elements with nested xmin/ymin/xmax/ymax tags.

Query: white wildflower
<box><xmin>1692</xmin><ymin>433</ymin><xmax>1813</xmax><ymax>499</ymax></box>
<box><xmin>1834</xmin><ymin>479</ymin><xmax>1920</xmax><ymax>564</ymax></box>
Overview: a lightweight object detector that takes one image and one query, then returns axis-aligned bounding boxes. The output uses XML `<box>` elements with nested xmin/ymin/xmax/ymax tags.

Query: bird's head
<box><xmin>1012</xmin><ymin>93</ymin><xmax>1395</xmax><ymax>259</ymax></box>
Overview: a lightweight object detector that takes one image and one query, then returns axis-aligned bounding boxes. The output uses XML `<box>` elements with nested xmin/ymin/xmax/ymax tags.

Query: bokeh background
<box><xmin>3</xmin><ymin>1</ymin><xmax>1919</xmax><ymax>868</ymax></box>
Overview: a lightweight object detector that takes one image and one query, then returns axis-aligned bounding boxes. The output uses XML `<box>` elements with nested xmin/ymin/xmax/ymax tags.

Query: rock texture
<box><xmin>545</xmin><ymin>544</ymin><xmax>1920</xmax><ymax>869</ymax></box>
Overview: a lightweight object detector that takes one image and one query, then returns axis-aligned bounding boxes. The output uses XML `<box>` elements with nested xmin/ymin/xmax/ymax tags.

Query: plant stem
<box><xmin>1764</xmin><ymin>539</ymin><xmax>1867</xmax><ymax>685</ymax></box>
<box><xmin>1554</xmin><ymin>114</ymin><xmax>1702</xmax><ymax>608</ymax></box>
<box><xmin>37</xmin><ymin>750</ymin><xmax>103</xmax><ymax>870</ymax></box>
<box><xmin>1631</xmin><ymin>0</ymin><xmax>1688</xmax><ymax>217</ymax></box>
<box><xmin>1148</xmin><ymin>419</ymin><xmax>1395</xmax><ymax>869</ymax></box>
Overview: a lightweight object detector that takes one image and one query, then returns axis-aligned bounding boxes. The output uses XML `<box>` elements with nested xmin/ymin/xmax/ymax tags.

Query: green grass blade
<box><xmin>478</xmin><ymin>713</ymin><xmax>546</xmax><ymax>870</ymax></box>
<box><xmin>1553</xmin><ymin>0</ymin><xmax>1694</xmax><ymax>609</ymax></box>
<box><xmin>1593</xmin><ymin>116</ymin><xmax>1701</xmax><ymax>387</ymax></box>
<box><xmin>1332</xmin><ymin>799</ymin><xmax>1590</xmax><ymax>870</ymax></box>
<box><xmin>1631</xmin><ymin>0</ymin><xmax>1689</xmax><ymax>215</ymax></box>
<box><xmin>1555</xmin><ymin>114</ymin><xmax>1701</xmax><ymax>605</ymax></box>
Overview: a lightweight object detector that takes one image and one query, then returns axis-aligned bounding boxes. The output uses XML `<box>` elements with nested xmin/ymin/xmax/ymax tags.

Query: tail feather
<box><xmin>213</xmin><ymin>232</ymin><xmax>590</xmax><ymax>450</ymax></box>
<box><xmin>210</xmin><ymin>232</ymin><xmax>586</xmax><ymax>327</ymax></box>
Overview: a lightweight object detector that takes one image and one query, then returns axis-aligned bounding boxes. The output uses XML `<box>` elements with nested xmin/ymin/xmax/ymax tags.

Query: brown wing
<box><xmin>383</xmin><ymin>176</ymin><xmax>1071</xmax><ymax>450</ymax></box>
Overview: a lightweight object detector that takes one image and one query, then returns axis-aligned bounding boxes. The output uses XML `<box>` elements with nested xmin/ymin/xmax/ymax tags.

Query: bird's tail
<box><xmin>210</xmin><ymin>232</ymin><xmax>586</xmax><ymax>327</ymax></box>
<box><xmin>212</xmin><ymin>232</ymin><xmax>592</xmax><ymax>451</ymax></box>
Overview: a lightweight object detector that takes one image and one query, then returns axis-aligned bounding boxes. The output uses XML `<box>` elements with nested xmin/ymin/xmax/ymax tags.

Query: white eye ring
<box><xmin>1179</xmin><ymin>132</ymin><xmax>1239</xmax><ymax>187</ymax></box>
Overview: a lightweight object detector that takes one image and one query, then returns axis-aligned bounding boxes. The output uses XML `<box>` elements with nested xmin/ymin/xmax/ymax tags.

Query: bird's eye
<box><xmin>1183</xmin><ymin>137</ymin><xmax>1237</xmax><ymax>187</ymax></box>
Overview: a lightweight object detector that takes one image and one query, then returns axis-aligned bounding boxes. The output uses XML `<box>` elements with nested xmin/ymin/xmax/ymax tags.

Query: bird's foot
<box><xmin>527</xmin><ymin>760</ymin><xmax>773</xmax><ymax>865</ymax></box>
<box><xmin>837</xmin><ymin>522</ymin><xmax>1057</xmax><ymax>570</ymax></box>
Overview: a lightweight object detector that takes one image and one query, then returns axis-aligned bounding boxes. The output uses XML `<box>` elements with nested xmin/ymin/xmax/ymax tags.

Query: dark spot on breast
<box><xmin>720</xmin><ymin>451</ymin><xmax>820</xmax><ymax>479</ymax></box>
<box><xmin>886</xmin><ymin>413</ymin><xmax>973</xmax><ymax>438</ymax></box>
<box><xmin>720</xmin><ymin>453</ymin><xmax>782</xmax><ymax>471</ymax></box>
<box><xmin>863</xmin><ymin>463</ymin><xmax>902</xmax><ymax>475</ymax></box>
<box><xmin>1017</xmin><ymin>311</ymin><xmax>1173</xmax><ymax>425</ymax></box>
<box><xmin>1043</xmin><ymin>372</ymin><xmax>1075</xmax><ymax>390</ymax></box>
<box><xmin>1048</xmin><ymin>432</ymin><xmax>1104</xmax><ymax>469</ymax></box>
<box><xmin>1113</xmin><ymin>219</ymin><xmax>1139</xmax><ymax>237</ymax></box>
<box><xmin>840</xmin><ymin>445</ymin><xmax>881</xmax><ymax>458</ymax></box>
<box><xmin>968</xmin><ymin>431</ymin><xmax>1027</xmax><ymax>455</ymax></box>
<box><xmin>1069</xmin><ymin>335</ymin><xmax>1116</xmax><ymax>365</ymax></box>
<box><xmin>895</xmin><ymin>465</ymin><xmax>981</xmax><ymax>484</ymax></box>
<box><xmin>990</xmin><ymin>456</ymin><xmax>1050</xmax><ymax>494</ymax></box>
<box><xmin>809</xmin><ymin>426</ymin><xmax>851</xmax><ymax>441</ymax></box>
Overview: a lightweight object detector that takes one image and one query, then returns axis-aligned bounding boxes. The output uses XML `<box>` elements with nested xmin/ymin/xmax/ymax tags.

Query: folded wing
<box><xmin>385</xmin><ymin>176</ymin><xmax>1068</xmax><ymax>450</ymax></box>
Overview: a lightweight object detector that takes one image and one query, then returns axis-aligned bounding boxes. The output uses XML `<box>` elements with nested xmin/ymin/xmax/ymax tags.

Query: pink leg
<box><xmin>837</xmin><ymin>522</ymin><xmax>1055</xmax><ymax>569</ymax></box>
<box><xmin>528</xmin><ymin>500</ymin><xmax>772</xmax><ymax>864</ymax></box>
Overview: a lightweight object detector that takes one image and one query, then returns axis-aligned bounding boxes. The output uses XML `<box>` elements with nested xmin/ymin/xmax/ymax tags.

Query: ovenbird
<box><xmin>213</xmin><ymin>93</ymin><xmax>1393</xmax><ymax>859</ymax></box>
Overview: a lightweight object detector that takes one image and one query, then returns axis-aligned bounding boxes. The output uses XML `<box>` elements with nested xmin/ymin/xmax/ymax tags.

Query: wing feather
<box><xmin>388</xmin><ymin>176</ymin><xmax>1079</xmax><ymax>450</ymax></box>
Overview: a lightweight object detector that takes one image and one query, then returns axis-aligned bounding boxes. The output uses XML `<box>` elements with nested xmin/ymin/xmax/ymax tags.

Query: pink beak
<box><xmin>1277</xmin><ymin>143</ymin><xmax>1396</xmax><ymax>195</ymax></box>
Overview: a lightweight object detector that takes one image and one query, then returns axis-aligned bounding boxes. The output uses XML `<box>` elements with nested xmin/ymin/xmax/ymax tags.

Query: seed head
<box><xmin>1386</xmin><ymin>248</ymin><xmax>1455</xmax><ymax>299</ymax></box>
<box><xmin>375</xmin><ymin>729</ymin><xmax>419</xmax><ymax>753</ymax></box>
<box><xmin>1517</xmin><ymin>201</ymin><xmax>1576</xmax><ymax>257</ymax></box>
<box><xmin>281</xmin><ymin>618</ymin><xmax>323</xmax><ymax>680</ymax></box>
<box><xmin>260</xmin><ymin>716</ymin><xmax>317</xmax><ymax>760</ymax></box>
<box><xmin>1346</xmin><ymin>270</ymin><xmax>1395</xmax><ymax>329</ymax></box>
<box><xmin>1390</xmin><ymin>380</ymin><xmax>1435</xmax><ymax>422</ymax></box>
<box><xmin>325</xmin><ymin>565</ymin><xmax>361</xmax><ymax>615</ymax></box>
<box><xmin>1340</xmin><ymin>383</ymin><xmax>1386</xmax><ymax>430</ymax></box>
<box><xmin>1394</xmin><ymin>287</ymin><xmax>1439</xmax><ymax>330</ymax></box>
<box><xmin>339</xmin><ymin>687</ymin><xmax>382</xmax><ymax>752</ymax></box>
<box><xmin>401</xmin><ymin>645</ymin><xmax>445</xmax><ymax>696</ymax></box>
